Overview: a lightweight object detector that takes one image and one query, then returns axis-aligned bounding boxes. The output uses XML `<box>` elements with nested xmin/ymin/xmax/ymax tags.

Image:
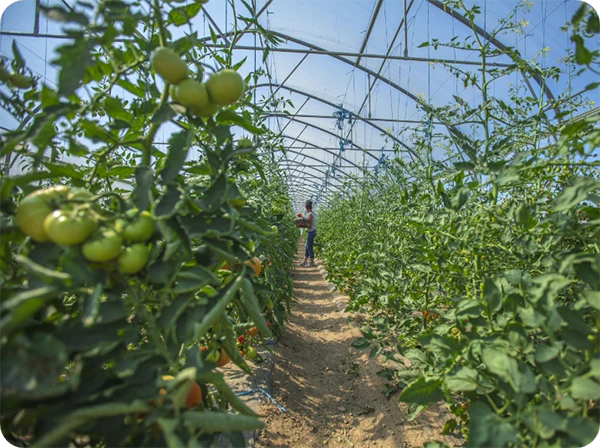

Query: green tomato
<box><xmin>205</xmin><ymin>69</ymin><xmax>244</xmax><ymax>106</ymax></box>
<box><xmin>16</xmin><ymin>194</ymin><xmax>53</xmax><ymax>242</ymax></box>
<box><xmin>82</xmin><ymin>230</ymin><xmax>123</xmax><ymax>262</ymax></box>
<box><xmin>238</xmin><ymin>138</ymin><xmax>253</xmax><ymax>148</ymax></box>
<box><xmin>117</xmin><ymin>244</ymin><xmax>150</xmax><ymax>274</ymax></box>
<box><xmin>43</xmin><ymin>185</ymin><xmax>70</xmax><ymax>200</ymax></box>
<box><xmin>68</xmin><ymin>188</ymin><xmax>94</xmax><ymax>201</ymax></box>
<box><xmin>150</xmin><ymin>47</ymin><xmax>188</xmax><ymax>84</ymax></box>
<box><xmin>175</xmin><ymin>79</ymin><xmax>209</xmax><ymax>109</ymax></box>
<box><xmin>205</xmin><ymin>349</ymin><xmax>220</xmax><ymax>363</ymax></box>
<box><xmin>190</xmin><ymin>102</ymin><xmax>218</xmax><ymax>118</ymax></box>
<box><xmin>228</xmin><ymin>198</ymin><xmax>247</xmax><ymax>207</ymax></box>
<box><xmin>245</xmin><ymin>347</ymin><xmax>257</xmax><ymax>360</ymax></box>
<box><xmin>15</xmin><ymin>186</ymin><xmax>73</xmax><ymax>241</ymax></box>
<box><xmin>116</xmin><ymin>210</ymin><xmax>155</xmax><ymax>242</ymax></box>
<box><xmin>43</xmin><ymin>210</ymin><xmax>96</xmax><ymax>246</ymax></box>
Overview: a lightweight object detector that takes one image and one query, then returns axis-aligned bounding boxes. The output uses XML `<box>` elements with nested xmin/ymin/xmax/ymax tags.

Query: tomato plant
<box><xmin>317</xmin><ymin>3</ymin><xmax>600</xmax><ymax>447</ymax></box>
<box><xmin>0</xmin><ymin>1</ymin><xmax>296</xmax><ymax>447</ymax></box>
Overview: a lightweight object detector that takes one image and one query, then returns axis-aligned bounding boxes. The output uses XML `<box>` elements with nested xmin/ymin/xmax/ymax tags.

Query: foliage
<box><xmin>0</xmin><ymin>0</ymin><xmax>295</xmax><ymax>446</ymax></box>
<box><xmin>317</xmin><ymin>2</ymin><xmax>600</xmax><ymax>447</ymax></box>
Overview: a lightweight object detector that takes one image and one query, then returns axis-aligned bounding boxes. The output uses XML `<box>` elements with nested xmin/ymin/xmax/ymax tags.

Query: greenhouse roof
<box><xmin>0</xmin><ymin>0</ymin><xmax>597</xmax><ymax>211</ymax></box>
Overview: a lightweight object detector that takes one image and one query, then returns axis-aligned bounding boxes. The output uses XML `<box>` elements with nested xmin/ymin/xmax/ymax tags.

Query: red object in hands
<box><xmin>297</xmin><ymin>213</ymin><xmax>303</xmax><ymax>218</ymax></box>
<box><xmin>237</xmin><ymin>335</ymin><xmax>245</xmax><ymax>343</ymax></box>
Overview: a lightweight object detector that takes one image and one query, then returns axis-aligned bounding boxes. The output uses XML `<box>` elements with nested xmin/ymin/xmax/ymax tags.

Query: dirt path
<box><xmin>255</xmin><ymin>241</ymin><xmax>460</xmax><ymax>448</ymax></box>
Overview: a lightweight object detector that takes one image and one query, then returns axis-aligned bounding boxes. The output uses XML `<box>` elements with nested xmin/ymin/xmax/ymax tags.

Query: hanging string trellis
<box><xmin>315</xmin><ymin>105</ymin><xmax>354</xmax><ymax>205</ymax></box>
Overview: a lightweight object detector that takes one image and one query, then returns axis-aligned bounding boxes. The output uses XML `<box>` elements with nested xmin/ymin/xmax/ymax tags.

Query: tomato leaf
<box><xmin>571</xmin><ymin>377</ymin><xmax>600</xmax><ymax>401</ymax></box>
<box><xmin>444</xmin><ymin>367</ymin><xmax>479</xmax><ymax>392</ymax></box>
<box><xmin>483</xmin><ymin>279</ymin><xmax>502</xmax><ymax>313</ymax></box>
<box><xmin>466</xmin><ymin>403</ymin><xmax>518</xmax><ymax>447</ymax></box>
<box><xmin>351</xmin><ymin>337</ymin><xmax>371</xmax><ymax>349</ymax></box>
<box><xmin>169</xmin><ymin>3</ymin><xmax>202</xmax><ymax>26</ymax></box>
<box><xmin>160</xmin><ymin>130</ymin><xmax>192</xmax><ymax>184</ymax></box>
<box><xmin>52</xmin><ymin>38</ymin><xmax>95</xmax><ymax>96</ymax></box>
<box><xmin>216</xmin><ymin>110</ymin><xmax>265</xmax><ymax>135</ymax></box>
<box><xmin>132</xmin><ymin>166</ymin><xmax>154</xmax><ymax>211</ymax></box>
<box><xmin>398</xmin><ymin>377</ymin><xmax>443</xmax><ymax>405</ymax></box>
<box><xmin>155</xmin><ymin>185</ymin><xmax>184</xmax><ymax>220</ymax></box>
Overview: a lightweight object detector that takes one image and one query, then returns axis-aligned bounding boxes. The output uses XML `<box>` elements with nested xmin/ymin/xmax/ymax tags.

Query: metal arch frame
<box><xmin>294</xmin><ymin>180</ymin><xmax>348</xmax><ymax>202</ymax></box>
<box><xmin>290</xmin><ymin>193</ymin><xmax>335</xmax><ymax>209</ymax></box>
<box><xmin>198</xmin><ymin>28</ymin><xmax>425</xmax><ymax>111</ymax></box>
<box><xmin>205</xmin><ymin>14</ymin><xmax>556</xmax><ymax>115</ymax></box>
<box><xmin>284</xmin><ymin>170</ymin><xmax>345</xmax><ymax>193</ymax></box>
<box><xmin>285</xmin><ymin>162</ymin><xmax>353</xmax><ymax>190</ymax></box>
<box><xmin>291</xmin><ymin>182</ymin><xmax>341</xmax><ymax>201</ymax></box>
<box><xmin>273</xmin><ymin>133</ymin><xmax>370</xmax><ymax>185</ymax></box>
<box><xmin>288</xmin><ymin>172</ymin><xmax>340</xmax><ymax>190</ymax></box>
<box><xmin>278</xmin><ymin>135</ymin><xmax>369</xmax><ymax>172</ymax></box>
<box><xmin>281</xmin><ymin>148</ymin><xmax>364</xmax><ymax>187</ymax></box>
<box><xmin>424</xmin><ymin>0</ymin><xmax>558</xmax><ymax>117</ymax></box>
<box><xmin>260</xmin><ymin>30</ymin><xmax>424</xmax><ymax>109</ymax></box>
<box><xmin>356</xmin><ymin>0</ymin><xmax>385</xmax><ymax>66</ymax></box>
<box><xmin>203</xmin><ymin>6</ymin><xmax>559</xmax><ymax>162</ymax></box>
<box><xmin>279</xmin><ymin>150</ymin><xmax>360</xmax><ymax>180</ymax></box>
<box><xmin>341</xmin><ymin>2</ymin><xmax>416</xmax><ymax>157</ymax></box>
<box><xmin>279</xmin><ymin>158</ymin><xmax>347</xmax><ymax>182</ymax></box>
<box><xmin>288</xmin><ymin>184</ymin><xmax>336</xmax><ymax>202</ymax></box>
<box><xmin>268</xmin><ymin>115</ymin><xmax>380</xmax><ymax>162</ymax></box>
<box><xmin>288</xmin><ymin>182</ymin><xmax>332</xmax><ymax>200</ymax></box>
<box><xmin>279</xmin><ymin>149</ymin><xmax>359</xmax><ymax>173</ymax></box>
<box><xmin>253</xmin><ymin>83</ymin><xmax>418</xmax><ymax>158</ymax></box>
<box><xmin>267</xmin><ymin>114</ymin><xmax>439</xmax><ymax>124</ymax></box>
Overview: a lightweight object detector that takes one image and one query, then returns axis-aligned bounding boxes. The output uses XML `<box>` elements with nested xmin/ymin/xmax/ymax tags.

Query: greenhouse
<box><xmin>0</xmin><ymin>0</ymin><xmax>598</xmax><ymax>446</ymax></box>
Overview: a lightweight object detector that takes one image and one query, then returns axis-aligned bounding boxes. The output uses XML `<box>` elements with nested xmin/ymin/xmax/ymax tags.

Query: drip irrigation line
<box><xmin>233</xmin><ymin>386</ymin><xmax>286</xmax><ymax>415</ymax></box>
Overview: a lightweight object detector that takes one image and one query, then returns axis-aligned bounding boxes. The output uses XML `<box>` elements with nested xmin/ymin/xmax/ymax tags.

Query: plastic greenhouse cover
<box><xmin>0</xmin><ymin>0</ymin><xmax>597</xmax><ymax>209</ymax></box>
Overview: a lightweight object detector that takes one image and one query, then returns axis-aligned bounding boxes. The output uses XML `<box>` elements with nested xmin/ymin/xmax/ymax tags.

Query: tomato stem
<box><xmin>151</xmin><ymin>0</ymin><xmax>167</xmax><ymax>48</ymax></box>
<box><xmin>142</xmin><ymin>84</ymin><xmax>169</xmax><ymax>166</ymax></box>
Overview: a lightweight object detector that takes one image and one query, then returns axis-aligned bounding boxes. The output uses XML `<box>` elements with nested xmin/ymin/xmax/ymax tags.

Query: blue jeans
<box><xmin>305</xmin><ymin>231</ymin><xmax>316</xmax><ymax>259</ymax></box>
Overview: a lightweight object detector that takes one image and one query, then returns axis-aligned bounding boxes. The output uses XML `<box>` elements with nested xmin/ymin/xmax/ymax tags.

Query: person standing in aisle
<box><xmin>300</xmin><ymin>200</ymin><xmax>317</xmax><ymax>267</ymax></box>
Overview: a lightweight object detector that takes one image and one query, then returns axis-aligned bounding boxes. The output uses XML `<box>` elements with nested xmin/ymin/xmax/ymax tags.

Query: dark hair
<box><xmin>305</xmin><ymin>200</ymin><xmax>313</xmax><ymax>209</ymax></box>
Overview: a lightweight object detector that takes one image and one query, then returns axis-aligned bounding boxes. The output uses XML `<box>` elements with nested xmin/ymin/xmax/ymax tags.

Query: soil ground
<box><xmin>254</xmin><ymin>240</ymin><xmax>461</xmax><ymax>448</ymax></box>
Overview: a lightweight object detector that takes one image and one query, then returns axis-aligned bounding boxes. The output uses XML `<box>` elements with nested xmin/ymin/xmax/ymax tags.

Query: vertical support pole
<box><xmin>403</xmin><ymin>0</ymin><xmax>408</xmax><ymax>57</ymax></box>
<box><xmin>252</xmin><ymin>0</ymin><xmax>257</xmax><ymax>110</ymax></box>
<box><xmin>367</xmin><ymin>74</ymin><xmax>372</xmax><ymax>119</ymax></box>
<box><xmin>33</xmin><ymin>0</ymin><xmax>40</xmax><ymax>35</ymax></box>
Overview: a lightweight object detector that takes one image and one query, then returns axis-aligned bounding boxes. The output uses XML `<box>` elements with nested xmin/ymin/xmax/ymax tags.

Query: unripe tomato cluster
<box><xmin>236</xmin><ymin>335</ymin><xmax>258</xmax><ymax>360</ymax></box>
<box><xmin>15</xmin><ymin>186</ymin><xmax>154</xmax><ymax>275</ymax></box>
<box><xmin>235</xmin><ymin>323</ymin><xmax>269</xmax><ymax>361</ymax></box>
<box><xmin>159</xmin><ymin>375</ymin><xmax>202</xmax><ymax>409</ymax></box>
<box><xmin>150</xmin><ymin>47</ymin><xmax>245</xmax><ymax>118</ymax></box>
<box><xmin>199</xmin><ymin>345</ymin><xmax>231</xmax><ymax>367</ymax></box>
